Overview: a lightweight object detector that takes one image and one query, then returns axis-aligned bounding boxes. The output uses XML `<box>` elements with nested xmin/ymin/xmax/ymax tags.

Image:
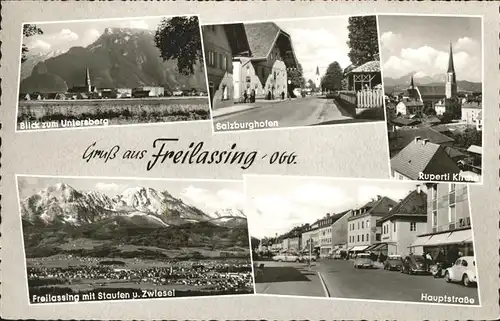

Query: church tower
<box><xmin>410</xmin><ymin>74</ymin><xmax>415</xmax><ymax>90</ymax></box>
<box><xmin>314</xmin><ymin>66</ymin><xmax>321</xmax><ymax>89</ymax></box>
<box><xmin>445</xmin><ymin>42</ymin><xmax>457</xmax><ymax>99</ymax></box>
<box><xmin>85</xmin><ymin>68</ymin><xmax>92</xmax><ymax>92</ymax></box>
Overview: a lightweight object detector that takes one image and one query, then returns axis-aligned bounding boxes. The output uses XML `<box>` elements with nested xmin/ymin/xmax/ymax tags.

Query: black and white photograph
<box><xmin>380</xmin><ymin>15</ymin><xmax>483</xmax><ymax>183</ymax></box>
<box><xmin>17</xmin><ymin>175</ymin><xmax>254</xmax><ymax>304</ymax></box>
<box><xmin>202</xmin><ymin>15</ymin><xmax>386</xmax><ymax>133</ymax></box>
<box><xmin>246</xmin><ymin>175</ymin><xmax>479</xmax><ymax>305</ymax></box>
<box><xmin>17</xmin><ymin>16</ymin><xmax>210</xmax><ymax>132</ymax></box>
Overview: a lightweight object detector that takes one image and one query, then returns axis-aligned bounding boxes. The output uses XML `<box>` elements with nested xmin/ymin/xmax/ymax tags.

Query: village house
<box><xmin>409</xmin><ymin>183</ymin><xmax>474</xmax><ymax>258</ymax></box>
<box><xmin>388</xmin><ymin>127</ymin><xmax>455</xmax><ymax>157</ymax></box>
<box><xmin>201</xmin><ymin>23</ymin><xmax>251</xmax><ymax>108</ymax></box>
<box><xmin>461</xmin><ymin>101</ymin><xmax>482</xmax><ymax>126</ymax></box>
<box><xmin>374</xmin><ymin>185</ymin><xmax>427</xmax><ymax>257</ymax></box>
<box><xmin>232</xmin><ymin>23</ymin><xmax>298</xmax><ymax>101</ymax></box>
<box><xmin>300</xmin><ymin>220</ymin><xmax>321</xmax><ymax>255</ymax></box>
<box><xmin>347</xmin><ymin>196</ymin><xmax>397</xmax><ymax>255</ymax></box>
<box><xmin>317</xmin><ymin>214</ymin><xmax>335</xmax><ymax>258</ymax></box>
<box><xmin>396</xmin><ymin>100</ymin><xmax>425</xmax><ymax>116</ymax></box>
<box><xmin>390</xmin><ymin>137</ymin><xmax>461</xmax><ymax>180</ymax></box>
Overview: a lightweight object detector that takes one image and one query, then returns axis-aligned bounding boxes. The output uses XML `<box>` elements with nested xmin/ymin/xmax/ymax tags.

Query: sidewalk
<box><xmin>211</xmin><ymin>98</ymin><xmax>297</xmax><ymax>119</ymax></box>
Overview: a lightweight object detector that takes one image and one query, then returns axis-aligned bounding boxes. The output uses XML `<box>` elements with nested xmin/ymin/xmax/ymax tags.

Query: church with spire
<box><xmin>68</xmin><ymin>67</ymin><xmax>98</xmax><ymax>95</ymax></box>
<box><xmin>401</xmin><ymin>42</ymin><xmax>460</xmax><ymax>117</ymax></box>
<box><xmin>314</xmin><ymin>66</ymin><xmax>321</xmax><ymax>90</ymax></box>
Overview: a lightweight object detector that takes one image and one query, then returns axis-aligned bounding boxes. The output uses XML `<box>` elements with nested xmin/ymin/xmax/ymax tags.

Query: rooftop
<box><xmin>390</xmin><ymin>138</ymin><xmax>461</xmax><ymax>180</ymax></box>
<box><xmin>377</xmin><ymin>188</ymin><xmax>427</xmax><ymax>224</ymax></box>
<box><xmin>348</xmin><ymin>196</ymin><xmax>397</xmax><ymax>221</ymax></box>
<box><xmin>462</xmin><ymin>101</ymin><xmax>482</xmax><ymax>109</ymax></box>
<box><xmin>389</xmin><ymin>127</ymin><xmax>454</xmax><ymax>152</ymax></box>
<box><xmin>390</xmin><ymin>118</ymin><xmax>421</xmax><ymax>127</ymax></box>
<box><xmin>417</xmin><ymin>85</ymin><xmax>446</xmax><ymax>97</ymax></box>
<box><xmin>348</xmin><ymin>60</ymin><xmax>380</xmax><ymax>74</ymax></box>
<box><xmin>467</xmin><ymin>145</ymin><xmax>482</xmax><ymax>155</ymax></box>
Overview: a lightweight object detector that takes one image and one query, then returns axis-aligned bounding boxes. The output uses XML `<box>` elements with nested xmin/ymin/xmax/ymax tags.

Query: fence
<box><xmin>338</xmin><ymin>89</ymin><xmax>384</xmax><ymax>109</ymax></box>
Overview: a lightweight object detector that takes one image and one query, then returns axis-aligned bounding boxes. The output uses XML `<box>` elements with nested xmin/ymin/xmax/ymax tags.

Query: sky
<box><xmin>244</xmin><ymin>176</ymin><xmax>427</xmax><ymax>239</ymax></box>
<box><xmin>378</xmin><ymin>15</ymin><xmax>482</xmax><ymax>82</ymax></box>
<box><xmin>17</xmin><ymin>176</ymin><xmax>245</xmax><ymax>215</ymax></box>
<box><xmin>23</xmin><ymin>16</ymin><xmax>169</xmax><ymax>54</ymax></box>
<box><xmin>275</xmin><ymin>16</ymin><xmax>352</xmax><ymax>82</ymax></box>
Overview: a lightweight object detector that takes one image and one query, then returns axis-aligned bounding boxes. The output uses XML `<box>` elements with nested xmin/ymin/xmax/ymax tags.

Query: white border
<box><xmin>377</xmin><ymin>14</ymin><xmax>484</xmax><ymax>186</ymax></box>
<box><xmin>15</xmin><ymin>173</ymin><xmax>256</xmax><ymax>305</ymax></box>
<box><xmin>15</xmin><ymin>14</ymin><xmax>212</xmax><ymax>134</ymax></box>
<box><xmin>242</xmin><ymin>173</ymin><xmax>482</xmax><ymax>307</ymax></box>
<box><xmin>204</xmin><ymin>14</ymin><xmax>386</xmax><ymax>136</ymax></box>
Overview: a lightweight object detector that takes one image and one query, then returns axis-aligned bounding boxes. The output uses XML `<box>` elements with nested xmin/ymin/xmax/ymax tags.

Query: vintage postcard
<box><xmin>203</xmin><ymin>15</ymin><xmax>386</xmax><ymax>133</ymax></box>
<box><xmin>16</xmin><ymin>175</ymin><xmax>254</xmax><ymax>304</ymax></box>
<box><xmin>380</xmin><ymin>15</ymin><xmax>483</xmax><ymax>184</ymax></box>
<box><xmin>16</xmin><ymin>15</ymin><xmax>210</xmax><ymax>132</ymax></box>
<box><xmin>245</xmin><ymin>175</ymin><xmax>479</xmax><ymax>306</ymax></box>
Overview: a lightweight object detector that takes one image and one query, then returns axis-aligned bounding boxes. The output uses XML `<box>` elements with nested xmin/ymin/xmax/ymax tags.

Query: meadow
<box><xmin>17</xmin><ymin>97</ymin><xmax>210</xmax><ymax>129</ymax></box>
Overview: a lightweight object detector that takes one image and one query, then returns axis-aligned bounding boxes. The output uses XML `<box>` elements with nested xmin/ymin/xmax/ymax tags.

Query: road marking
<box><xmin>317</xmin><ymin>271</ymin><xmax>331</xmax><ymax>297</ymax></box>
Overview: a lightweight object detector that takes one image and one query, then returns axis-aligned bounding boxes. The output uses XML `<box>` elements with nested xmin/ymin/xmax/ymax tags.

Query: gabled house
<box><xmin>390</xmin><ymin>137</ymin><xmax>461</xmax><ymax>181</ymax></box>
<box><xmin>388</xmin><ymin>127</ymin><xmax>455</xmax><ymax>157</ymax></box>
<box><xmin>374</xmin><ymin>185</ymin><xmax>427</xmax><ymax>257</ymax></box>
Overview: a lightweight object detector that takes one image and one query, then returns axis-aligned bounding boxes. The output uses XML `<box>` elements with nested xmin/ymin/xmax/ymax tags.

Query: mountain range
<box><xmin>383</xmin><ymin>72</ymin><xmax>482</xmax><ymax>94</ymax></box>
<box><xmin>21</xmin><ymin>183</ymin><xmax>247</xmax><ymax>229</ymax></box>
<box><xmin>19</xmin><ymin>27</ymin><xmax>207</xmax><ymax>93</ymax></box>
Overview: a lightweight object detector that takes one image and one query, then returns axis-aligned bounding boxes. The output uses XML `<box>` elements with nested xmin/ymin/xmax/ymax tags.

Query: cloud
<box><xmin>380</xmin><ymin>31</ymin><xmax>401</xmax><ymax>49</ymax></box>
<box><xmin>95</xmin><ymin>182</ymin><xmax>128</xmax><ymax>193</ymax></box>
<box><xmin>180</xmin><ymin>186</ymin><xmax>245</xmax><ymax>212</ymax></box>
<box><xmin>81</xmin><ymin>28</ymin><xmax>101</xmax><ymax>46</ymax></box>
<box><xmin>382</xmin><ymin>42</ymin><xmax>481</xmax><ymax>82</ymax></box>
<box><xmin>55</xmin><ymin>29</ymin><xmax>79</xmax><ymax>42</ymax></box>
<box><xmin>30</xmin><ymin>39</ymin><xmax>52</xmax><ymax>51</ymax></box>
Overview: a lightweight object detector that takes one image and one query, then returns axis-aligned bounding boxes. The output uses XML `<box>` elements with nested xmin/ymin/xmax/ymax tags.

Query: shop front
<box><xmin>409</xmin><ymin>228</ymin><xmax>474</xmax><ymax>260</ymax></box>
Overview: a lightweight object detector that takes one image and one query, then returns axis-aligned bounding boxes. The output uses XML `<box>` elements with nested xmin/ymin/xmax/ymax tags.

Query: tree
<box><xmin>250</xmin><ymin>237</ymin><xmax>260</xmax><ymax>250</ymax></box>
<box><xmin>306</xmin><ymin>79</ymin><xmax>316</xmax><ymax>90</ymax></box>
<box><xmin>154</xmin><ymin>16</ymin><xmax>203</xmax><ymax>76</ymax></box>
<box><xmin>321</xmin><ymin>61</ymin><xmax>343</xmax><ymax>92</ymax></box>
<box><xmin>287</xmin><ymin>62</ymin><xmax>305</xmax><ymax>89</ymax></box>
<box><xmin>21</xmin><ymin>24</ymin><xmax>43</xmax><ymax>63</ymax></box>
<box><xmin>346</xmin><ymin>16</ymin><xmax>379</xmax><ymax>66</ymax></box>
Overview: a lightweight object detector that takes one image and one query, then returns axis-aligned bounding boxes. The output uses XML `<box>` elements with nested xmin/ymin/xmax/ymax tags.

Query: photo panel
<box><xmin>202</xmin><ymin>15</ymin><xmax>386</xmax><ymax>133</ymax></box>
<box><xmin>244</xmin><ymin>174</ymin><xmax>479</xmax><ymax>306</ymax></box>
<box><xmin>17</xmin><ymin>15</ymin><xmax>210</xmax><ymax>132</ymax></box>
<box><xmin>16</xmin><ymin>175</ymin><xmax>254</xmax><ymax>304</ymax></box>
<box><xmin>379</xmin><ymin>15</ymin><xmax>483</xmax><ymax>184</ymax></box>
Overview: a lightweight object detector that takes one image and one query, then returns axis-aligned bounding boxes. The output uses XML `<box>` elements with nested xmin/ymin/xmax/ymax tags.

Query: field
<box><xmin>17</xmin><ymin>97</ymin><xmax>210</xmax><ymax>130</ymax></box>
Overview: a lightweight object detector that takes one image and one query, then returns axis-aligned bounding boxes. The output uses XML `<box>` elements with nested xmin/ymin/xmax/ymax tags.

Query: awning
<box><xmin>347</xmin><ymin>247</ymin><xmax>354</xmax><ymax>251</ymax></box>
<box><xmin>370</xmin><ymin>243</ymin><xmax>388</xmax><ymax>251</ymax></box>
<box><xmin>410</xmin><ymin>229</ymin><xmax>472</xmax><ymax>248</ymax></box>
<box><xmin>409</xmin><ymin>236</ymin><xmax>432</xmax><ymax>248</ymax></box>
<box><xmin>350</xmin><ymin>245</ymin><xmax>369</xmax><ymax>252</ymax></box>
<box><xmin>364</xmin><ymin>244</ymin><xmax>379</xmax><ymax>251</ymax></box>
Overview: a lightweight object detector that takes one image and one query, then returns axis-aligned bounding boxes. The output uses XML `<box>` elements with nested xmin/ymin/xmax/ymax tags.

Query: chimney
<box><xmin>326</xmin><ymin>213</ymin><xmax>331</xmax><ymax>218</ymax></box>
<box><xmin>416</xmin><ymin>185</ymin><xmax>421</xmax><ymax>193</ymax></box>
<box><xmin>422</xmin><ymin>138</ymin><xmax>430</xmax><ymax>145</ymax></box>
<box><xmin>377</xmin><ymin>195</ymin><xmax>381</xmax><ymax>200</ymax></box>
<box><xmin>414</xmin><ymin>136</ymin><xmax>422</xmax><ymax>143</ymax></box>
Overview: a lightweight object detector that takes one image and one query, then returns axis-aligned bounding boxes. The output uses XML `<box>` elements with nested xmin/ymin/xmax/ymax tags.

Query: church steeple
<box><xmin>447</xmin><ymin>41</ymin><xmax>455</xmax><ymax>73</ymax></box>
<box><xmin>445</xmin><ymin>41</ymin><xmax>457</xmax><ymax>99</ymax></box>
<box><xmin>410</xmin><ymin>74</ymin><xmax>414</xmax><ymax>89</ymax></box>
<box><xmin>85</xmin><ymin>68</ymin><xmax>91</xmax><ymax>92</ymax></box>
<box><xmin>315</xmin><ymin>66</ymin><xmax>319</xmax><ymax>75</ymax></box>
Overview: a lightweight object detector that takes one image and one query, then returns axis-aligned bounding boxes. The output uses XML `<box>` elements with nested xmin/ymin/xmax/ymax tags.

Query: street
<box><xmin>255</xmin><ymin>259</ymin><xmax>479</xmax><ymax>305</ymax></box>
<box><xmin>213</xmin><ymin>96</ymin><xmax>365</xmax><ymax>132</ymax></box>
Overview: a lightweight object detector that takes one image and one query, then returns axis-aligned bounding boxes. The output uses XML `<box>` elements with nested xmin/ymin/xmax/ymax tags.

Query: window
<box><xmin>222</xmin><ymin>55</ymin><xmax>227</xmax><ymax>71</ymax></box>
<box><xmin>357</xmin><ymin>235</ymin><xmax>359</xmax><ymax>242</ymax></box>
<box><xmin>357</xmin><ymin>222</ymin><xmax>360</xmax><ymax>229</ymax></box>
<box><xmin>410</xmin><ymin>222</ymin><xmax>416</xmax><ymax>231</ymax></box>
<box><xmin>361</xmin><ymin>221</ymin><xmax>364</xmax><ymax>229</ymax></box>
<box><xmin>461</xmin><ymin>260</ymin><xmax>468</xmax><ymax>267</ymax></box>
<box><xmin>394</xmin><ymin>222</ymin><xmax>396</xmax><ymax>232</ymax></box>
<box><xmin>449</xmin><ymin>204</ymin><xmax>456</xmax><ymax>227</ymax></box>
<box><xmin>246</xmin><ymin>66</ymin><xmax>250</xmax><ymax>76</ymax></box>
<box><xmin>367</xmin><ymin>220</ymin><xmax>370</xmax><ymax>227</ymax></box>
<box><xmin>361</xmin><ymin>235</ymin><xmax>364</xmax><ymax>242</ymax></box>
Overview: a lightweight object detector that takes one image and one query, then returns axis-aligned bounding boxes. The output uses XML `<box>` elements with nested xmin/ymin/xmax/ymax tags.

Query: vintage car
<box><xmin>353</xmin><ymin>253</ymin><xmax>373</xmax><ymax>269</ymax></box>
<box><xmin>298</xmin><ymin>253</ymin><xmax>317</xmax><ymax>262</ymax></box>
<box><xmin>272</xmin><ymin>253</ymin><xmax>300</xmax><ymax>262</ymax></box>
<box><xmin>444</xmin><ymin>256</ymin><xmax>477</xmax><ymax>287</ymax></box>
<box><xmin>384</xmin><ymin>255</ymin><xmax>403</xmax><ymax>271</ymax></box>
<box><xmin>401</xmin><ymin>255</ymin><xmax>429</xmax><ymax>275</ymax></box>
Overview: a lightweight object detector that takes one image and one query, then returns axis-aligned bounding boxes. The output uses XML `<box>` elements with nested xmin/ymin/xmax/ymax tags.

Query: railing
<box><xmin>431</xmin><ymin>217</ymin><xmax>471</xmax><ymax>233</ymax></box>
<box><xmin>337</xmin><ymin>89</ymin><xmax>384</xmax><ymax>109</ymax></box>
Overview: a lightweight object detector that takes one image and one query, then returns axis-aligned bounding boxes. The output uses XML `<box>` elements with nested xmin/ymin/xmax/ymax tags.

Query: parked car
<box><xmin>444</xmin><ymin>256</ymin><xmax>477</xmax><ymax>287</ymax></box>
<box><xmin>430</xmin><ymin>261</ymin><xmax>453</xmax><ymax>278</ymax></box>
<box><xmin>401</xmin><ymin>255</ymin><xmax>429</xmax><ymax>275</ymax></box>
<box><xmin>298</xmin><ymin>253</ymin><xmax>316</xmax><ymax>262</ymax></box>
<box><xmin>332</xmin><ymin>252</ymin><xmax>343</xmax><ymax>260</ymax></box>
<box><xmin>384</xmin><ymin>255</ymin><xmax>403</xmax><ymax>271</ymax></box>
<box><xmin>172</xmin><ymin>90</ymin><xmax>184</xmax><ymax>97</ymax></box>
<box><xmin>272</xmin><ymin>253</ymin><xmax>300</xmax><ymax>262</ymax></box>
<box><xmin>353</xmin><ymin>253</ymin><xmax>373</xmax><ymax>269</ymax></box>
